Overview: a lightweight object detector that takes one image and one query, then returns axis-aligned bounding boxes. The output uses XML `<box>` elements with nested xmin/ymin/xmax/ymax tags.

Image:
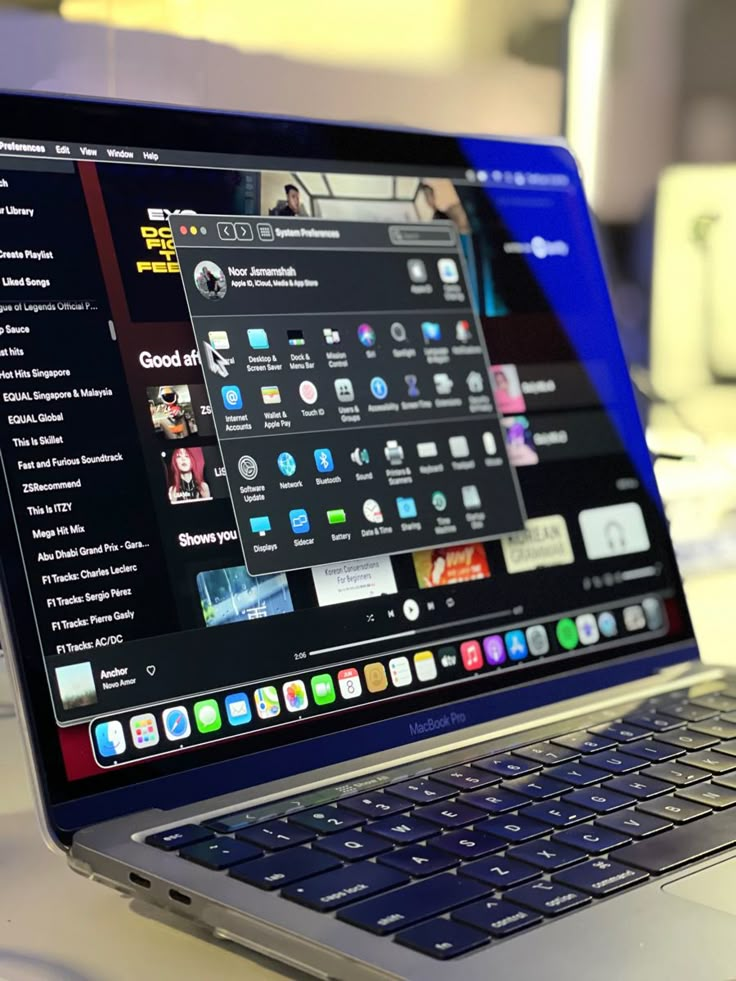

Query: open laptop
<box><xmin>1</xmin><ymin>92</ymin><xmax>736</xmax><ymax>980</ymax></box>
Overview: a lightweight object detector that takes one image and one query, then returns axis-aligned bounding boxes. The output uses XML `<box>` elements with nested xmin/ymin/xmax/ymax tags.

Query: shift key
<box><xmin>337</xmin><ymin>873</ymin><xmax>490</xmax><ymax>935</ymax></box>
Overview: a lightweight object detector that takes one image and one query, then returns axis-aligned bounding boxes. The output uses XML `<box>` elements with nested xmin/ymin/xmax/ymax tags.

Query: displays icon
<box><xmin>299</xmin><ymin>380</ymin><xmax>319</xmax><ymax>404</ymax></box>
<box><xmin>482</xmin><ymin>431</ymin><xmax>497</xmax><ymax>455</ymax></box>
<box><xmin>326</xmin><ymin>508</ymin><xmax>346</xmax><ymax>525</ymax></box>
<box><xmin>261</xmin><ymin>385</ymin><xmax>281</xmax><ymax>404</ymax></box>
<box><xmin>311</xmin><ymin>674</ymin><xmax>336</xmax><ymax>705</ymax></box>
<box><xmin>334</xmin><ymin>377</ymin><xmax>355</xmax><ymax>402</ymax></box>
<box><xmin>422</xmin><ymin>321</ymin><xmax>442</xmax><ymax>343</ymax></box>
<box><xmin>460</xmin><ymin>640</ymin><xmax>483</xmax><ymax>671</ymax></box>
<box><xmin>254</xmin><ymin>686</ymin><xmax>280</xmax><ymax>719</ymax></box>
<box><xmin>364</xmin><ymin>662</ymin><xmax>388</xmax><ymax>693</ymax></box>
<box><xmin>431</xmin><ymin>490</ymin><xmax>447</xmax><ymax>512</ymax></box>
<box><xmin>433</xmin><ymin>372</ymin><xmax>454</xmax><ymax>395</ymax></box>
<box><xmin>238</xmin><ymin>455</ymin><xmax>258</xmax><ymax>481</ymax></box>
<box><xmin>225</xmin><ymin>693</ymin><xmax>252</xmax><ymax>726</ymax></box>
<box><xmin>193</xmin><ymin>699</ymin><xmax>221</xmax><ymax>734</ymax></box>
<box><xmin>277</xmin><ymin>452</ymin><xmax>297</xmax><ymax>477</ymax></box>
<box><xmin>384</xmin><ymin>440</ymin><xmax>405</xmax><ymax>465</ymax></box>
<box><xmin>576</xmin><ymin>613</ymin><xmax>600</xmax><ymax>646</ymax></box>
<box><xmin>282</xmin><ymin>679</ymin><xmax>308</xmax><ymax>713</ymax></box>
<box><xmin>413</xmin><ymin>650</ymin><xmax>437</xmax><ymax>682</ymax></box>
<box><xmin>357</xmin><ymin>323</ymin><xmax>376</xmax><ymax>347</ymax></box>
<box><xmin>505</xmin><ymin>629</ymin><xmax>528</xmax><ymax>661</ymax></box>
<box><xmin>407</xmin><ymin>258</ymin><xmax>427</xmax><ymax>283</ymax></box>
<box><xmin>249</xmin><ymin>515</ymin><xmax>271</xmax><ymax>536</ymax></box>
<box><xmin>94</xmin><ymin>720</ymin><xmax>126</xmax><ymax>758</ymax></box>
<box><xmin>162</xmin><ymin>706</ymin><xmax>191</xmax><ymax>741</ymax></box>
<box><xmin>438</xmin><ymin>257</ymin><xmax>459</xmax><ymax>283</ymax></box>
<box><xmin>350</xmin><ymin>446</ymin><xmax>370</xmax><ymax>466</ymax></box>
<box><xmin>526</xmin><ymin>624</ymin><xmax>550</xmax><ymax>656</ymax></box>
<box><xmin>389</xmin><ymin>656</ymin><xmax>412</xmax><ymax>687</ymax></box>
<box><xmin>449</xmin><ymin>435</ymin><xmax>470</xmax><ymax>458</ymax></box>
<box><xmin>483</xmin><ymin>635</ymin><xmax>506</xmax><ymax>666</ymax></box>
<box><xmin>455</xmin><ymin>320</ymin><xmax>472</xmax><ymax>343</ymax></box>
<box><xmin>314</xmin><ymin>448</ymin><xmax>334</xmax><ymax>473</ymax></box>
<box><xmin>247</xmin><ymin>328</ymin><xmax>269</xmax><ymax>349</ymax></box>
<box><xmin>130</xmin><ymin>713</ymin><xmax>159</xmax><ymax>749</ymax></box>
<box><xmin>462</xmin><ymin>485</ymin><xmax>482</xmax><ymax>510</ymax></box>
<box><xmin>370</xmin><ymin>376</ymin><xmax>388</xmax><ymax>400</ymax></box>
<box><xmin>390</xmin><ymin>321</ymin><xmax>407</xmax><ymax>343</ymax></box>
<box><xmin>362</xmin><ymin>499</ymin><xmax>383</xmax><ymax>523</ymax></box>
<box><xmin>221</xmin><ymin>385</ymin><xmax>243</xmax><ymax>410</ymax></box>
<box><xmin>208</xmin><ymin>330</ymin><xmax>230</xmax><ymax>350</ymax></box>
<box><xmin>289</xmin><ymin>509</ymin><xmax>310</xmax><ymax>534</ymax></box>
<box><xmin>396</xmin><ymin>496</ymin><xmax>417</xmax><ymax>520</ymax></box>
<box><xmin>338</xmin><ymin>667</ymin><xmax>362</xmax><ymax>699</ymax></box>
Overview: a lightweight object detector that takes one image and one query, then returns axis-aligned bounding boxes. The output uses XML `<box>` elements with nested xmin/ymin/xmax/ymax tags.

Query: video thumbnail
<box><xmin>163</xmin><ymin>445</ymin><xmax>228</xmax><ymax>505</ymax></box>
<box><xmin>502</xmin><ymin>415</ymin><xmax>539</xmax><ymax>467</ymax></box>
<box><xmin>55</xmin><ymin>661</ymin><xmax>98</xmax><ymax>710</ymax></box>
<box><xmin>197</xmin><ymin>565</ymin><xmax>293</xmax><ymax>626</ymax></box>
<box><xmin>147</xmin><ymin>383</ymin><xmax>215</xmax><ymax>440</ymax></box>
<box><xmin>491</xmin><ymin>364</ymin><xmax>526</xmax><ymax>414</ymax></box>
<box><xmin>412</xmin><ymin>543</ymin><xmax>490</xmax><ymax>589</ymax></box>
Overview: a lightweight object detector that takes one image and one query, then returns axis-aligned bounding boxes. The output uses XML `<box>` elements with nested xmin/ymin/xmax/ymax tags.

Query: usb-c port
<box><xmin>169</xmin><ymin>889</ymin><xmax>192</xmax><ymax>906</ymax></box>
<box><xmin>128</xmin><ymin>872</ymin><xmax>151</xmax><ymax>889</ymax></box>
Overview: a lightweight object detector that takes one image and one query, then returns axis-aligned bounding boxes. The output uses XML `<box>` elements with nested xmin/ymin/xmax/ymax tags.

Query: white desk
<box><xmin>1</xmin><ymin>573</ymin><xmax>733</xmax><ymax>980</ymax></box>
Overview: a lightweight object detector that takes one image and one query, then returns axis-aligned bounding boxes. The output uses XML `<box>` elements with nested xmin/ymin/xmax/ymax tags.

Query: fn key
<box><xmin>615</xmin><ymin>809</ymin><xmax>736</xmax><ymax>874</ymax></box>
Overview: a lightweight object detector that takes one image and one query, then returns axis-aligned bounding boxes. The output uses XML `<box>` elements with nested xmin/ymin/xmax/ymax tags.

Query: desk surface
<box><xmin>1</xmin><ymin>572</ymin><xmax>734</xmax><ymax>981</ymax></box>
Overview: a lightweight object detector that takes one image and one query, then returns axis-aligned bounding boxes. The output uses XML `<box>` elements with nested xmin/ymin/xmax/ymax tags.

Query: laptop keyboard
<box><xmin>144</xmin><ymin>684</ymin><xmax>736</xmax><ymax>960</ymax></box>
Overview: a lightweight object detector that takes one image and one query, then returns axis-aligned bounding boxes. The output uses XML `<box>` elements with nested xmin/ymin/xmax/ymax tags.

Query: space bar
<box><xmin>615</xmin><ymin>810</ymin><xmax>736</xmax><ymax>874</ymax></box>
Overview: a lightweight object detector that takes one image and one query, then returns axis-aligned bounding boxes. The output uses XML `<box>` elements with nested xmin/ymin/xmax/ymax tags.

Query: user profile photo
<box><xmin>193</xmin><ymin>260</ymin><xmax>227</xmax><ymax>301</ymax></box>
<box><xmin>54</xmin><ymin>661</ymin><xmax>98</xmax><ymax>711</ymax></box>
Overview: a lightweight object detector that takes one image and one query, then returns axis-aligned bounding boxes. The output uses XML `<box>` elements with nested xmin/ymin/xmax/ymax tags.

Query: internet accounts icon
<box><xmin>162</xmin><ymin>706</ymin><xmax>191</xmax><ymax>741</ymax></box>
<box><xmin>221</xmin><ymin>385</ymin><xmax>243</xmax><ymax>410</ymax></box>
<box><xmin>94</xmin><ymin>720</ymin><xmax>126</xmax><ymax>758</ymax></box>
<box><xmin>225</xmin><ymin>693</ymin><xmax>252</xmax><ymax>726</ymax></box>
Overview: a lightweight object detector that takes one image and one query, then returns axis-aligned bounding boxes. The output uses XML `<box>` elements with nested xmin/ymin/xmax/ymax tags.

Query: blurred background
<box><xmin>2</xmin><ymin>0</ymin><xmax>736</xmax><ymax>645</ymax></box>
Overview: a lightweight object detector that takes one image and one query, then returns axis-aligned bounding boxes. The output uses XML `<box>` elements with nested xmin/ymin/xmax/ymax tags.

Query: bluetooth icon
<box><xmin>313</xmin><ymin>448</ymin><xmax>335</xmax><ymax>473</ymax></box>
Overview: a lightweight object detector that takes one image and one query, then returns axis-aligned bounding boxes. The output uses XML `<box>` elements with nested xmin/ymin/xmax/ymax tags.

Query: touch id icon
<box><xmin>162</xmin><ymin>706</ymin><xmax>191</xmax><ymax>741</ymax></box>
<box><xmin>338</xmin><ymin>668</ymin><xmax>362</xmax><ymax>699</ymax></box>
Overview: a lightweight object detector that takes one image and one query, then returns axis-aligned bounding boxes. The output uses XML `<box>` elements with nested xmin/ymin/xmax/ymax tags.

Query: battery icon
<box><xmin>326</xmin><ymin>509</ymin><xmax>346</xmax><ymax>525</ymax></box>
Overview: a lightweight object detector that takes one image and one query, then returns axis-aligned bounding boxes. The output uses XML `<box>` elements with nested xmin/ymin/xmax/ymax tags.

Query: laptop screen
<box><xmin>0</xmin><ymin>97</ymin><xmax>693</xmax><ymax>804</ymax></box>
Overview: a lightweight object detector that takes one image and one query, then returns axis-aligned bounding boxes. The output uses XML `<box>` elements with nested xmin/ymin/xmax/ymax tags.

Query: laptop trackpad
<box><xmin>663</xmin><ymin>857</ymin><xmax>736</xmax><ymax>916</ymax></box>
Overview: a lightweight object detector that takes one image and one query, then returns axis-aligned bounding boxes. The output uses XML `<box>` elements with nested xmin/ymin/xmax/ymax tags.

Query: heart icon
<box><xmin>146</xmin><ymin>665</ymin><xmax>156</xmax><ymax>676</ymax></box>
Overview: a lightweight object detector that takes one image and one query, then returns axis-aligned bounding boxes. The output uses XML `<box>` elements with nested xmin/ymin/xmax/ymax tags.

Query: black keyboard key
<box><xmin>637</xmin><ymin>795</ymin><xmax>712</xmax><ymax>824</ymax></box>
<box><xmin>385</xmin><ymin>779</ymin><xmax>455</xmax><ymax>804</ymax></box>
<box><xmin>713</xmin><ymin>739</ymin><xmax>736</xmax><ymax>757</ymax></box>
<box><xmin>647</xmin><ymin>763</ymin><xmax>708</xmax><ymax>787</ymax></box>
<box><xmin>504</xmin><ymin>774</ymin><xmax>569</xmax><ymax>800</ymax></box>
<box><xmin>624</xmin><ymin>740</ymin><xmax>684</xmax><ymax>763</ymax></box>
<box><xmin>552</xmin><ymin>731</ymin><xmax>616</xmax><ymax>754</ymax></box>
<box><xmin>180</xmin><ymin>837</ymin><xmax>262</xmax><ymax>870</ymax></box>
<box><xmin>683</xmin><ymin>751</ymin><xmax>736</xmax><ymax>775</ymax></box>
<box><xmin>689</xmin><ymin>720</ymin><xmax>736</xmax><ymax>740</ymax></box>
<box><xmin>553</xmin><ymin>858</ymin><xmax>648</xmax><ymax>896</ymax></box>
<box><xmin>229</xmin><ymin>848</ymin><xmax>340</xmax><ymax>890</ymax></box>
<box><xmin>506</xmin><ymin>880</ymin><xmax>591</xmax><ymax>917</ymax></box>
<box><xmin>453</xmin><ymin>898</ymin><xmax>542</xmax><ymax>938</ymax></box>
<box><xmin>596</xmin><ymin>809</ymin><xmax>673</xmax><ymax>838</ymax></box>
<box><xmin>367</xmin><ymin>815</ymin><xmax>436</xmax><ymax>844</ymax></box>
<box><xmin>554</xmin><ymin>824</ymin><xmax>631</xmax><ymax>855</ymax></box>
<box><xmin>658</xmin><ymin>702</ymin><xmax>717</xmax><ymax>723</ymax></box>
<box><xmin>337</xmin><ymin>873</ymin><xmax>490</xmax><ymax>935</ymax></box>
<box><xmin>283</xmin><ymin>861</ymin><xmax>408</xmax><ymax>911</ymax></box>
<box><xmin>623</xmin><ymin>713</ymin><xmax>683</xmax><ymax>733</ymax></box>
<box><xmin>607</xmin><ymin>774</ymin><xmax>673</xmax><ymax>800</ymax></box>
<box><xmin>460</xmin><ymin>855</ymin><xmax>540</xmax><ymax>889</ymax></box>
<box><xmin>235</xmin><ymin>820</ymin><xmax>315</xmax><ymax>851</ymax></box>
<box><xmin>432</xmin><ymin>829</ymin><xmax>504</xmax><ymax>859</ymax></box>
<box><xmin>460</xmin><ymin>788</ymin><xmax>529</xmax><ymax>814</ymax></box>
<box><xmin>614</xmin><ymin>809</ymin><xmax>736</xmax><ymax>874</ymax></box>
<box><xmin>507</xmin><ymin>840</ymin><xmax>583</xmax><ymax>871</ymax></box>
<box><xmin>340</xmin><ymin>793</ymin><xmax>407</xmax><ymax>818</ymax></box>
<box><xmin>475</xmin><ymin>754</ymin><xmax>541</xmax><ymax>778</ymax></box>
<box><xmin>288</xmin><ymin>806</ymin><xmax>362</xmax><ymax>834</ymax></box>
<box><xmin>379</xmin><ymin>844</ymin><xmax>458</xmax><ymax>877</ymax></box>
<box><xmin>477</xmin><ymin>814</ymin><xmax>550</xmax><ymax>843</ymax></box>
<box><xmin>524</xmin><ymin>801</ymin><xmax>593</xmax><ymax>828</ymax></box>
<box><xmin>656</xmin><ymin>730</ymin><xmax>718</xmax><ymax>752</ymax></box>
<box><xmin>432</xmin><ymin>766</ymin><xmax>500</xmax><ymax>791</ymax></box>
<box><xmin>146</xmin><ymin>824</ymin><xmax>213</xmax><ymax>851</ymax></box>
<box><xmin>414</xmin><ymin>800</ymin><xmax>485</xmax><ymax>828</ymax></box>
<box><xmin>546</xmin><ymin>762</ymin><xmax>610</xmax><ymax>787</ymax></box>
<box><xmin>591</xmin><ymin>722</ymin><xmax>649</xmax><ymax>743</ymax></box>
<box><xmin>513</xmin><ymin>742</ymin><xmax>579</xmax><ymax>765</ymax></box>
<box><xmin>563</xmin><ymin>787</ymin><xmax>633</xmax><ymax>814</ymax></box>
<box><xmin>585</xmin><ymin>751</ymin><xmax>643</xmax><ymax>774</ymax></box>
<box><xmin>395</xmin><ymin>918</ymin><xmax>489</xmax><ymax>960</ymax></box>
<box><xmin>676</xmin><ymin>783</ymin><xmax>736</xmax><ymax>810</ymax></box>
<box><xmin>313</xmin><ymin>830</ymin><xmax>391</xmax><ymax>861</ymax></box>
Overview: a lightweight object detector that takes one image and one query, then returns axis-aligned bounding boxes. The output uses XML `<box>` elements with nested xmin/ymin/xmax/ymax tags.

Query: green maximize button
<box><xmin>326</xmin><ymin>509</ymin><xmax>346</xmax><ymax>525</ymax></box>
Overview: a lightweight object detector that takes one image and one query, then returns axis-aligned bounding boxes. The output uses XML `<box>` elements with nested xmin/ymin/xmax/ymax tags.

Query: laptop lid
<box><xmin>0</xmin><ymin>93</ymin><xmax>696</xmax><ymax>845</ymax></box>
